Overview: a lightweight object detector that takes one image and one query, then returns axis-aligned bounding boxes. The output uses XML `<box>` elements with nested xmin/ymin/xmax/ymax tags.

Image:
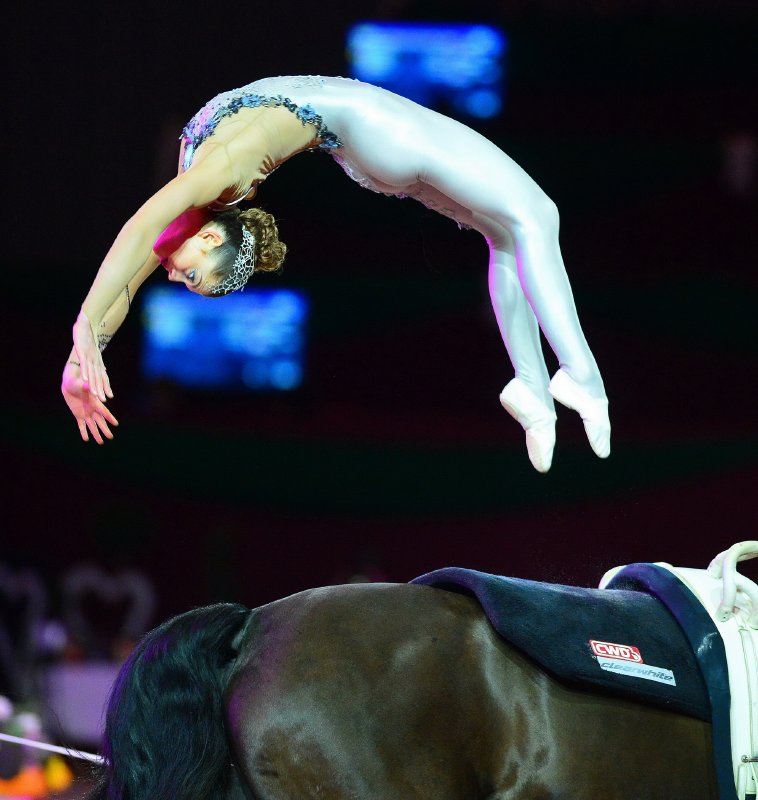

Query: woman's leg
<box><xmin>487</xmin><ymin>227</ymin><xmax>552</xmax><ymax>403</ymax></box>
<box><xmin>506</xmin><ymin>204</ymin><xmax>601</xmax><ymax>393</ymax></box>
<box><xmin>407</xmin><ymin>183</ymin><xmax>558</xmax><ymax>471</ymax></box>
<box><xmin>507</xmin><ymin>206</ymin><xmax>610</xmax><ymax>459</ymax></box>
<box><xmin>410</xmin><ymin>120</ymin><xmax>610</xmax><ymax>458</ymax></box>
<box><xmin>489</xmin><ymin>236</ymin><xmax>558</xmax><ymax>472</ymax></box>
<box><xmin>341</xmin><ymin>94</ymin><xmax>610</xmax><ymax>461</ymax></box>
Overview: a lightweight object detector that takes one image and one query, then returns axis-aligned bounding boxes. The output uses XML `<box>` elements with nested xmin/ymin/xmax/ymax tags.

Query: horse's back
<box><xmin>225</xmin><ymin>583</ymin><xmax>508</xmax><ymax>798</ymax></box>
<box><xmin>224</xmin><ymin>582</ymin><xmax>718</xmax><ymax>800</ymax></box>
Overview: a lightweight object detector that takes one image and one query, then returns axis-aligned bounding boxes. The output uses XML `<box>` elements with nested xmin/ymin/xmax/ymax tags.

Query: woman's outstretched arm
<box><xmin>62</xmin><ymin>251</ymin><xmax>160</xmax><ymax>443</ymax></box>
<box><xmin>73</xmin><ymin>153</ymin><xmax>235</xmax><ymax>401</ymax></box>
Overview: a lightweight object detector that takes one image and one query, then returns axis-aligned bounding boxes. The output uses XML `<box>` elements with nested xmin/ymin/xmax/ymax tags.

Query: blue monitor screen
<box><xmin>141</xmin><ymin>286</ymin><xmax>309</xmax><ymax>391</ymax></box>
<box><xmin>347</xmin><ymin>22</ymin><xmax>507</xmax><ymax>119</ymax></box>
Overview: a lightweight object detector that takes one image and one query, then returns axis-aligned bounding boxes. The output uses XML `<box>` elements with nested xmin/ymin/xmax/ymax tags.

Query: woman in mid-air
<box><xmin>61</xmin><ymin>75</ymin><xmax>610</xmax><ymax>472</ymax></box>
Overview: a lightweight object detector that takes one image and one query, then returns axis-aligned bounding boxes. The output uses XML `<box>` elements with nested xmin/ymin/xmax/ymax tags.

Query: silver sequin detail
<box><xmin>209</xmin><ymin>227</ymin><xmax>256</xmax><ymax>296</ymax></box>
<box><xmin>181</xmin><ymin>88</ymin><xmax>343</xmax><ymax>172</ymax></box>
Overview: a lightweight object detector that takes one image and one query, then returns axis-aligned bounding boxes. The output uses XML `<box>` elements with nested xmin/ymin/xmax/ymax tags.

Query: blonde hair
<box><xmin>209</xmin><ymin>208</ymin><xmax>287</xmax><ymax>293</ymax></box>
<box><xmin>238</xmin><ymin>208</ymin><xmax>287</xmax><ymax>273</ymax></box>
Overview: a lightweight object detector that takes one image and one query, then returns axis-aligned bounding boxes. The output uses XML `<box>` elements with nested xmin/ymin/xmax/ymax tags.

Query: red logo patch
<box><xmin>590</xmin><ymin>640</ymin><xmax>643</xmax><ymax>663</ymax></box>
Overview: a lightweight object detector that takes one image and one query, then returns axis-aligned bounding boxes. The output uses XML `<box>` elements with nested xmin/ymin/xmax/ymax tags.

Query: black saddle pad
<box><xmin>412</xmin><ymin>566</ymin><xmax>710</xmax><ymax>720</ymax></box>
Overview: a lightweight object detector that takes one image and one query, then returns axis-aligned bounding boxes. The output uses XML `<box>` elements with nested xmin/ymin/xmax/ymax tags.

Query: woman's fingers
<box><xmin>94</xmin><ymin>356</ymin><xmax>112</xmax><ymax>401</ymax></box>
<box><xmin>103</xmin><ymin>368</ymin><xmax>114</xmax><ymax>399</ymax></box>
<box><xmin>92</xmin><ymin>357</ymin><xmax>104</xmax><ymax>400</ymax></box>
<box><xmin>85</xmin><ymin>416</ymin><xmax>105</xmax><ymax>445</ymax></box>
<box><xmin>87</xmin><ymin>358</ymin><xmax>107</xmax><ymax>401</ymax></box>
<box><xmin>94</xmin><ymin>414</ymin><xmax>114</xmax><ymax>440</ymax></box>
<box><xmin>78</xmin><ymin>410</ymin><xmax>118</xmax><ymax>444</ymax></box>
<box><xmin>99</xmin><ymin>404</ymin><xmax>119</xmax><ymax>427</ymax></box>
<box><xmin>96</xmin><ymin>403</ymin><xmax>118</xmax><ymax>425</ymax></box>
<box><xmin>78</xmin><ymin>419</ymin><xmax>89</xmax><ymax>442</ymax></box>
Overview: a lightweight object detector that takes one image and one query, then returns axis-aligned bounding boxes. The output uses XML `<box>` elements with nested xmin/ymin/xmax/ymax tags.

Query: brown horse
<box><xmin>87</xmin><ymin>582</ymin><xmax>718</xmax><ymax>800</ymax></box>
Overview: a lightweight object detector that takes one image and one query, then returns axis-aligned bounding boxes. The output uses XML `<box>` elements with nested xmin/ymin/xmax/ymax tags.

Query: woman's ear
<box><xmin>197</xmin><ymin>227</ymin><xmax>224</xmax><ymax>250</ymax></box>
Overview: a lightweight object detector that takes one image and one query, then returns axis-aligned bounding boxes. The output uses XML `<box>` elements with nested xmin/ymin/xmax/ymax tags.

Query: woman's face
<box><xmin>154</xmin><ymin>210</ymin><xmax>220</xmax><ymax>294</ymax></box>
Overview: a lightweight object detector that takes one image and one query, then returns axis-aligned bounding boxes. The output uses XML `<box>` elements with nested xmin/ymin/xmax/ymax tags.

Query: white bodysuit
<box><xmin>181</xmin><ymin>76</ymin><xmax>610</xmax><ymax>470</ymax></box>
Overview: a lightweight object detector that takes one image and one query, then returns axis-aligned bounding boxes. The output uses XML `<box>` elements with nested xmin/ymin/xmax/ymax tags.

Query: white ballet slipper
<box><xmin>499</xmin><ymin>378</ymin><xmax>557</xmax><ymax>473</ymax></box>
<box><xmin>548</xmin><ymin>369</ymin><xmax>611</xmax><ymax>459</ymax></box>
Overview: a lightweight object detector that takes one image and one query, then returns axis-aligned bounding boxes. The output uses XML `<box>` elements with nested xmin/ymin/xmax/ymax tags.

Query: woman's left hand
<box><xmin>73</xmin><ymin>310</ymin><xmax>113</xmax><ymax>402</ymax></box>
<box><xmin>61</xmin><ymin>361</ymin><xmax>119</xmax><ymax>444</ymax></box>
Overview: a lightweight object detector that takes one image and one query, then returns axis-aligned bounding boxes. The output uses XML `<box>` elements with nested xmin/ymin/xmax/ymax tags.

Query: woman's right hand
<box><xmin>73</xmin><ymin>310</ymin><xmax>113</xmax><ymax>402</ymax></box>
<box><xmin>61</xmin><ymin>361</ymin><xmax>119</xmax><ymax>444</ymax></box>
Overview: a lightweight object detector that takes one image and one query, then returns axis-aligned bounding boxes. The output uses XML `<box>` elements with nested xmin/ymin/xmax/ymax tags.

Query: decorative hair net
<box><xmin>208</xmin><ymin>226</ymin><xmax>256</xmax><ymax>295</ymax></box>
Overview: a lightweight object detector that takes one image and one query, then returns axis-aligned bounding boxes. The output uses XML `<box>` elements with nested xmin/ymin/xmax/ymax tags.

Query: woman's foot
<box><xmin>548</xmin><ymin>369</ymin><xmax>611</xmax><ymax>459</ymax></box>
<box><xmin>499</xmin><ymin>378</ymin><xmax>557</xmax><ymax>473</ymax></box>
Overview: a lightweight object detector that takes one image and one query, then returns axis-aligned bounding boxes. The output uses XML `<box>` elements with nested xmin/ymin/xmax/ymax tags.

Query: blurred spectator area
<box><xmin>0</xmin><ymin>564</ymin><xmax>155</xmax><ymax>748</ymax></box>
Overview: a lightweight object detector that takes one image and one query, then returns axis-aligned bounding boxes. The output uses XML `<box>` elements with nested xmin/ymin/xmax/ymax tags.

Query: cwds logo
<box><xmin>589</xmin><ymin>640</ymin><xmax>643</xmax><ymax>663</ymax></box>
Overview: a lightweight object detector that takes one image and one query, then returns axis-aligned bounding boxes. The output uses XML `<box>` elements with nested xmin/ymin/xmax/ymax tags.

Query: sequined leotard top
<box><xmin>181</xmin><ymin>75</ymin><xmax>489</xmax><ymax>226</ymax></box>
<box><xmin>181</xmin><ymin>76</ymin><xmax>454</xmax><ymax>206</ymax></box>
<box><xmin>181</xmin><ymin>80</ymin><xmax>344</xmax><ymax>172</ymax></box>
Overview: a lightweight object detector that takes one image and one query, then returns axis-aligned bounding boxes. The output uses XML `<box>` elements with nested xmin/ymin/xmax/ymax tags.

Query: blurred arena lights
<box><xmin>141</xmin><ymin>286</ymin><xmax>309</xmax><ymax>392</ymax></box>
<box><xmin>347</xmin><ymin>21</ymin><xmax>507</xmax><ymax>119</ymax></box>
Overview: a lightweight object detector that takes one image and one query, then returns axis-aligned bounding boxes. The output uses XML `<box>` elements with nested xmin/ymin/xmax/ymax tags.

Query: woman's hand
<box><xmin>61</xmin><ymin>361</ymin><xmax>119</xmax><ymax>444</ymax></box>
<box><xmin>73</xmin><ymin>310</ymin><xmax>113</xmax><ymax>402</ymax></box>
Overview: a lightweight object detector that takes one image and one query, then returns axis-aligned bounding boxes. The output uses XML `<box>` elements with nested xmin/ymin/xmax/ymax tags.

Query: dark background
<box><xmin>3</xmin><ymin>0</ymin><xmax>756</xmax><ymax>621</ymax></box>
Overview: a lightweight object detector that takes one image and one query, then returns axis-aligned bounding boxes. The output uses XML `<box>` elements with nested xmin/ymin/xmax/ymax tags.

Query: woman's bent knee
<box><xmin>506</xmin><ymin>193</ymin><xmax>560</xmax><ymax>240</ymax></box>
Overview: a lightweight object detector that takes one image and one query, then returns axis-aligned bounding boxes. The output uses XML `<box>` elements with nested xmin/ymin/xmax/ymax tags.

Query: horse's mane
<box><xmin>85</xmin><ymin>602</ymin><xmax>250</xmax><ymax>800</ymax></box>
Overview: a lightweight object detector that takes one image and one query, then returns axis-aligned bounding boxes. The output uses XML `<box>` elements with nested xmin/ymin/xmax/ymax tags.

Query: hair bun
<box><xmin>239</xmin><ymin>208</ymin><xmax>287</xmax><ymax>273</ymax></box>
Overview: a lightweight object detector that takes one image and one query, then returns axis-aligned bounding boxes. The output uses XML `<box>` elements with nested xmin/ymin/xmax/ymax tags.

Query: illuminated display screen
<box><xmin>141</xmin><ymin>286</ymin><xmax>309</xmax><ymax>391</ymax></box>
<box><xmin>347</xmin><ymin>22</ymin><xmax>507</xmax><ymax>119</ymax></box>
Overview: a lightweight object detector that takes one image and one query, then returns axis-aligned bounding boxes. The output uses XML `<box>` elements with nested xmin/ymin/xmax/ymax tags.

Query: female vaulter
<box><xmin>61</xmin><ymin>75</ymin><xmax>610</xmax><ymax>472</ymax></box>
